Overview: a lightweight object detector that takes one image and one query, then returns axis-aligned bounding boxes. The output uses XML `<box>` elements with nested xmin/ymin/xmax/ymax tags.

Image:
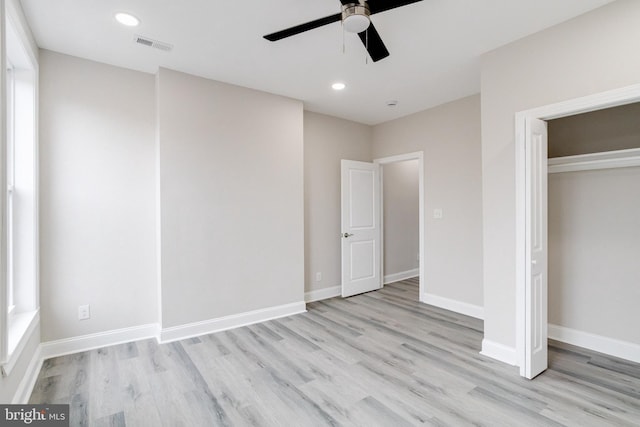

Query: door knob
<box><xmin>343</xmin><ymin>232</ymin><xmax>354</xmax><ymax>238</ymax></box>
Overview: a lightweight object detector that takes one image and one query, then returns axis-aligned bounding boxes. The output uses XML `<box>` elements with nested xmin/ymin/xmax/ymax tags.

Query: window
<box><xmin>1</xmin><ymin>9</ymin><xmax>39</xmax><ymax>375</ymax></box>
<box><xmin>6</xmin><ymin>62</ymin><xmax>15</xmax><ymax>315</ymax></box>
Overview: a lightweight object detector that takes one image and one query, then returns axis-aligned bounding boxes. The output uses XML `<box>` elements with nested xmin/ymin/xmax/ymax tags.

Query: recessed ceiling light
<box><xmin>386</xmin><ymin>100</ymin><xmax>398</xmax><ymax>107</ymax></box>
<box><xmin>332</xmin><ymin>82</ymin><xmax>346</xmax><ymax>91</ymax></box>
<box><xmin>115</xmin><ymin>12</ymin><xmax>140</xmax><ymax>27</ymax></box>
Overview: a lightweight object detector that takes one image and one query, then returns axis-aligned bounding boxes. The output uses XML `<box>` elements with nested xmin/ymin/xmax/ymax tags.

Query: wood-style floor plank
<box><xmin>30</xmin><ymin>280</ymin><xmax>640</xmax><ymax>426</ymax></box>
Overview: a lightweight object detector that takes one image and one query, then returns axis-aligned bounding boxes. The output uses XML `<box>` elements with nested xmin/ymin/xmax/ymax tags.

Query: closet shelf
<box><xmin>548</xmin><ymin>147</ymin><xmax>640</xmax><ymax>173</ymax></box>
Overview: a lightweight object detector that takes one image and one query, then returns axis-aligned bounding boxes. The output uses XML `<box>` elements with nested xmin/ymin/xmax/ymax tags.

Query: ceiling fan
<box><xmin>264</xmin><ymin>0</ymin><xmax>424</xmax><ymax>62</ymax></box>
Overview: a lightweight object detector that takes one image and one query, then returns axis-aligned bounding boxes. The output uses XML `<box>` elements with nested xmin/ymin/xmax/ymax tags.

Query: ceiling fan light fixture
<box><xmin>342</xmin><ymin>3</ymin><xmax>371</xmax><ymax>33</ymax></box>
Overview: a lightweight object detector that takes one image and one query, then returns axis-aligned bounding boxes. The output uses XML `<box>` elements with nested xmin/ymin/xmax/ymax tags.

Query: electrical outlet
<box><xmin>315</xmin><ymin>272</ymin><xmax>322</xmax><ymax>282</ymax></box>
<box><xmin>78</xmin><ymin>304</ymin><xmax>91</xmax><ymax>321</ymax></box>
<box><xmin>433</xmin><ymin>208</ymin><xmax>443</xmax><ymax>219</ymax></box>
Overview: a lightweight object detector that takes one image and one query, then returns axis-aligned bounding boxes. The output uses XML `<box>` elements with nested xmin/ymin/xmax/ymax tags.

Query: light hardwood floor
<box><xmin>30</xmin><ymin>278</ymin><xmax>640</xmax><ymax>426</ymax></box>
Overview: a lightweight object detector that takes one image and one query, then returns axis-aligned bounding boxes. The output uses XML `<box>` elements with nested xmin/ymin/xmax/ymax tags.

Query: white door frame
<box><xmin>515</xmin><ymin>83</ymin><xmax>640</xmax><ymax>376</ymax></box>
<box><xmin>374</xmin><ymin>152</ymin><xmax>425</xmax><ymax>301</ymax></box>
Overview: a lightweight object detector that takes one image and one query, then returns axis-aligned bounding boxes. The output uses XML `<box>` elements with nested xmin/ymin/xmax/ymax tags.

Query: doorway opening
<box><xmin>515</xmin><ymin>83</ymin><xmax>640</xmax><ymax>378</ymax></box>
<box><xmin>547</xmin><ymin>104</ymin><xmax>640</xmax><ymax>372</ymax></box>
<box><xmin>375</xmin><ymin>152</ymin><xmax>425</xmax><ymax>301</ymax></box>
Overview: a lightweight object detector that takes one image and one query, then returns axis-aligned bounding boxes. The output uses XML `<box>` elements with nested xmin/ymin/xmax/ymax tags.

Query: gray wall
<box><xmin>39</xmin><ymin>50</ymin><xmax>158</xmax><ymax>341</ymax></box>
<box><xmin>481</xmin><ymin>0</ymin><xmax>640</xmax><ymax>350</ymax></box>
<box><xmin>39</xmin><ymin>54</ymin><xmax>306</xmax><ymax>339</ymax></box>
<box><xmin>157</xmin><ymin>68</ymin><xmax>304</xmax><ymax>327</ymax></box>
<box><xmin>383</xmin><ymin>160</ymin><xmax>419</xmax><ymax>278</ymax></box>
<box><xmin>303</xmin><ymin>111</ymin><xmax>372</xmax><ymax>294</ymax></box>
<box><xmin>373</xmin><ymin>94</ymin><xmax>483</xmax><ymax>307</ymax></box>
<box><xmin>549</xmin><ymin>166</ymin><xmax>640</xmax><ymax>344</ymax></box>
<box><xmin>548</xmin><ymin>102</ymin><xmax>640</xmax><ymax>158</ymax></box>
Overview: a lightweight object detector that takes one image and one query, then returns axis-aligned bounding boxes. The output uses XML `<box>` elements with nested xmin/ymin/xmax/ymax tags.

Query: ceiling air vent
<box><xmin>134</xmin><ymin>35</ymin><xmax>173</xmax><ymax>52</ymax></box>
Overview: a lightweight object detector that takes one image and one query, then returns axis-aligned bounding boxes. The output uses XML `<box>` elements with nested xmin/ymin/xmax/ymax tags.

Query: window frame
<box><xmin>1</xmin><ymin>1</ymin><xmax>40</xmax><ymax>376</ymax></box>
<box><xmin>6</xmin><ymin>61</ymin><xmax>15</xmax><ymax>315</ymax></box>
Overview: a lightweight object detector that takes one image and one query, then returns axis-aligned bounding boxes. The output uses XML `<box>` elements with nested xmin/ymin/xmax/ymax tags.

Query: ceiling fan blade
<box><xmin>358</xmin><ymin>24</ymin><xmax>389</xmax><ymax>62</ymax></box>
<box><xmin>367</xmin><ymin>0</ymin><xmax>424</xmax><ymax>15</ymax></box>
<box><xmin>264</xmin><ymin>13</ymin><xmax>342</xmax><ymax>41</ymax></box>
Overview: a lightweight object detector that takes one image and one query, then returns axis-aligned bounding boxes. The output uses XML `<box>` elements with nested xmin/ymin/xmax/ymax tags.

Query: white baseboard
<box><xmin>40</xmin><ymin>323</ymin><xmax>160</xmax><ymax>360</ymax></box>
<box><xmin>384</xmin><ymin>269</ymin><xmax>419</xmax><ymax>285</ymax></box>
<box><xmin>480</xmin><ymin>339</ymin><xmax>517</xmax><ymax>366</ymax></box>
<box><xmin>305</xmin><ymin>286</ymin><xmax>341</xmax><ymax>302</ymax></box>
<box><xmin>12</xmin><ymin>344</ymin><xmax>43</xmax><ymax>404</ymax></box>
<box><xmin>159</xmin><ymin>301</ymin><xmax>306</xmax><ymax>343</ymax></box>
<box><xmin>549</xmin><ymin>324</ymin><xmax>640</xmax><ymax>364</ymax></box>
<box><xmin>422</xmin><ymin>293</ymin><xmax>484</xmax><ymax>320</ymax></box>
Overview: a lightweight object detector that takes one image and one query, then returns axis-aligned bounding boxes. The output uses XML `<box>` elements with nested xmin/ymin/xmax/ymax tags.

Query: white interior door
<box><xmin>524</xmin><ymin>118</ymin><xmax>548</xmax><ymax>379</ymax></box>
<box><xmin>341</xmin><ymin>160</ymin><xmax>381</xmax><ymax>297</ymax></box>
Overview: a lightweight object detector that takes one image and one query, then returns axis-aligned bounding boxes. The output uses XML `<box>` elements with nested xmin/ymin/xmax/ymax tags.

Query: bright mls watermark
<box><xmin>0</xmin><ymin>405</ymin><xmax>69</xmax><ymax>426</ymax></box>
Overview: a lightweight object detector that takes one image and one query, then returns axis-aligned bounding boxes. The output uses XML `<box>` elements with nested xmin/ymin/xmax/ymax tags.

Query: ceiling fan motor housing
<box><xmin>342</xmin><ymin>3</ymin><xmax>371</xmax><ymax>33</ymax></box>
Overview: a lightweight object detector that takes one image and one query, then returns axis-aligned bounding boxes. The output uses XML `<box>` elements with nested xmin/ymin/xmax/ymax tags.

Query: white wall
<box><xmin>157</xmin><ymin>68</ymin><xmax>304</xmax><ymax>328</ymax></box>
<box><xmin>481</xmin><ymin>0</ymin><xmax>640</xmax><ymax>350</ymax></box>
<box><xmin>39</xmin><ymin>50</ymin><xmax>157</xmax><ymax>341</ymax></box>
<box><xmin>39</xmin><ymin>57</ymin><xmax>305</xmax><ymax>337</ymax></box>
<box><xmin>303</xmin><ymin>111</ymin><xmax>371</xmax><ymax>294</ymax></box>
<box><xmin>373</xmin><ymin>94</ymin><xmax>483</xmax><ymax>308</ymax></box>
<box><xmin>549</xmin><ymin>166</ymin><xmax>640</xmax><ymax>345</ymax></box>
<box><xmin>382</xmin><ymin>160</ymin><xmax>419</xmax><ymax>278</ymax></box>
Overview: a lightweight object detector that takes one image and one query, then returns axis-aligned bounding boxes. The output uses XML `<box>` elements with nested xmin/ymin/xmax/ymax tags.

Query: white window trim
<box><xmin>1</xmin><ymin>0</ymin><xmax>39</xmax><ymax>375</ymax></box>
<box><xmin>6</xmin><ymin>62</ymin><xmax>14</xmax><ymax>314</ymax></box>
<box><xmin>2</xmin><ymin>309</ymin><xmax>38</xmax><ymax>376</ymax></box>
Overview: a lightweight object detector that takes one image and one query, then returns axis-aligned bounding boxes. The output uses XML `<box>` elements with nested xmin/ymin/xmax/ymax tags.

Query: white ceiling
<box><xmin>20</xmin><ymin>0</ymin><xmax>613</xmax><ymax>125</ymax></box>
